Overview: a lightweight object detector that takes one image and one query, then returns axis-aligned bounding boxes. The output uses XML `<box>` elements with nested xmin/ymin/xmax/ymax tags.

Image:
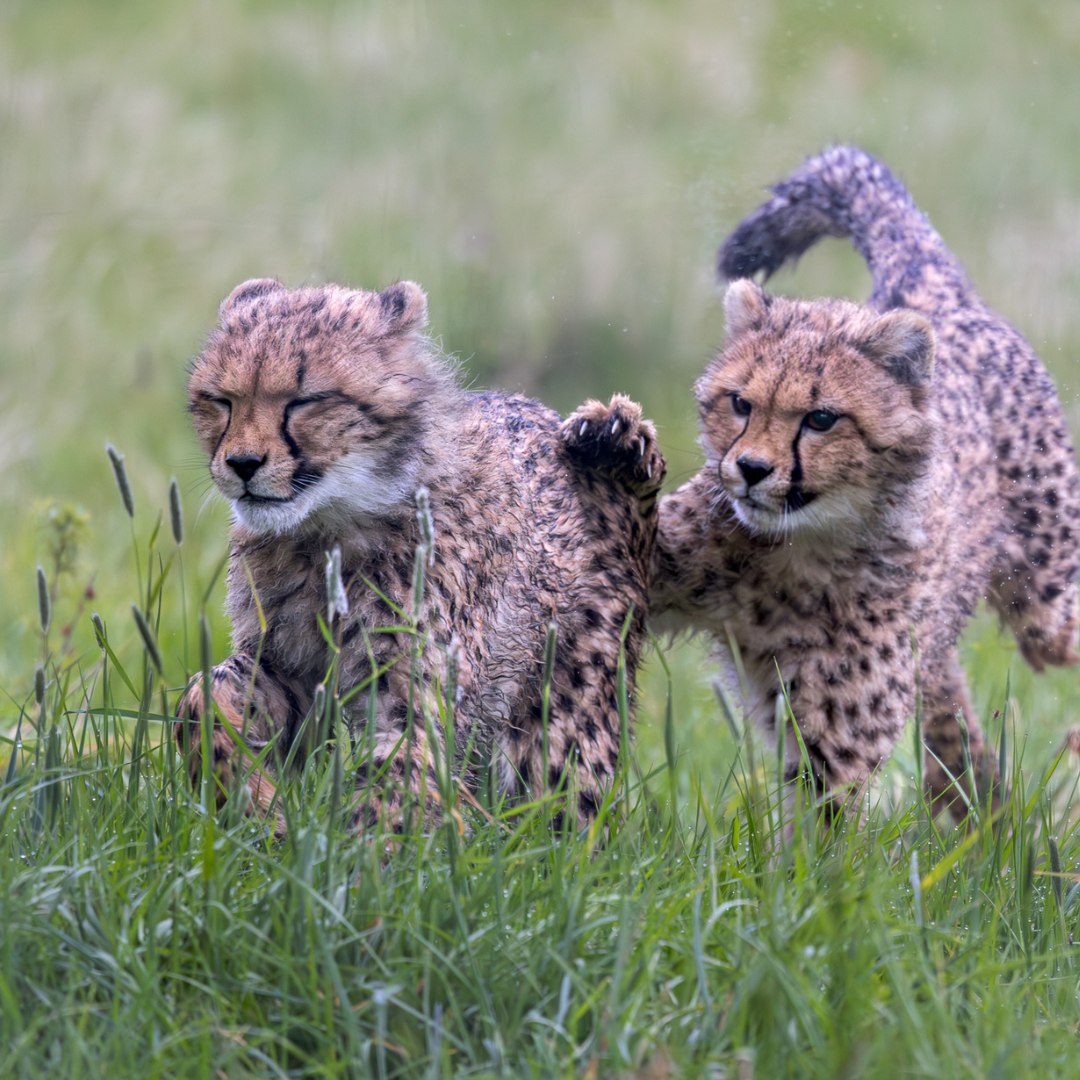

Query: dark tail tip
<box><xmin>717</xmin><ymin>227</ymin><xmax>786</xmax><ymax>282</ymax></box>
<box><xmin>717</xmin><ymin>203</ymin><xmax>827</xmax><ymax>283</ymax></box>
<box><xmin>717</xmin><ymin>145</ymin><xmax>913</xmax><ymax>285</ymax></box>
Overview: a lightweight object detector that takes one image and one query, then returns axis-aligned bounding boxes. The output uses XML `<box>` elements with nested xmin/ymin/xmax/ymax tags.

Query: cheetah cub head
<box><xmin>189</xmin><ymin>278</ymin><xmax>458</xmax><ymax>535</ymax></box>
<box><xmin>698</xmin><ymin>279</ymin><xmax>936</xmax><ymax>541</ymax></box>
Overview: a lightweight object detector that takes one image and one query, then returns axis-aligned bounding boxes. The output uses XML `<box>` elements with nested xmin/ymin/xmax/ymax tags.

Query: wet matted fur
<box><xmin>653</xmin><ymin>146</ymin><xmax>1080</xmax><ymax>818</ymax></box>
<box><xmin>177</xmin><ymin>277</ymin><xmax>665</xmax><ymax>835</ymax></box>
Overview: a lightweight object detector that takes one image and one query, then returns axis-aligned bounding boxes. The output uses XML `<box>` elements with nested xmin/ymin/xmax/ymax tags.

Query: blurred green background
<box><xmin>3</xmin><ymin>0</ymin><xmax>1080</xmax><ymax>779</ymax></box>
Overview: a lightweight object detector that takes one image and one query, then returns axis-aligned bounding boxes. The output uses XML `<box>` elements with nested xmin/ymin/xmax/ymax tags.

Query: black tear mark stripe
<box><xmin>212</xmin><ymin>404</ymin><xmax>232</xmax><ymax>460</ymax></box>
<box><xmin>726</xmin><ymin>418</ymin><xmax>749</xmax><ymax>462</ymax></box>
<box><xmin>790</xmin><ymin>428</ymin><xmax>804</xmax><ymax>487</ymax></box>
<box><xmin>786</xmin><ymin>427</ymin><xmax>815</xmax><ymax>512</ymax></box>
<box><xmin>280</xmin><ymin>406</ymin><xmax>302</xmax><ymax>460</ymax></box>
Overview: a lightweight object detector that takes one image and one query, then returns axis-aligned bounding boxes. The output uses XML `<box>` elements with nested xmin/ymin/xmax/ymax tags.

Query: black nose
<box><xmin>737</xmin><ymin>456</ymin><xmax>774</xmax><ymax>487</ymax></box>
<box><xmin>225</xmin><ymin>454</ymin><xmax>266</xmax><ymax>483</ymax></box>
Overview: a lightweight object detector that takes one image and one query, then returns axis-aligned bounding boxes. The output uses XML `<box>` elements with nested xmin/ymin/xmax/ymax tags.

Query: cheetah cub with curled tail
<box><xmin>653</xmin><ymin>146</ymin><xmax>1080</xmax><ymax>819</ymax></box>
<box><xmin>177</xmin><ymin>277</ymin><xmax>664</xmax><ymax>835</ymax></box>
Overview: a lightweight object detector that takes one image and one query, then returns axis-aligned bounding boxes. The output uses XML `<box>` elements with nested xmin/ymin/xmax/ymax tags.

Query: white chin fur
<box><xmin>230</xmin><ymin>450</ymin><xmax>417</xmax><ymax>535</ymax></box>
<box><xmin>732</xmin><ymin>490</ymin><xmax>872</xmax><ymax>541</ymax></box>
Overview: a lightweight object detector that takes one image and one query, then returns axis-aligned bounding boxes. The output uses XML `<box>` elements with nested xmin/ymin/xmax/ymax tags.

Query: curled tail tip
<box><xmin>716</xmin><ymin>197</ymin><xmax>835</xmax><ymax>284</ymax></box>
<box><xmin>715</xmin><ymin>144</ymin><xmax>905</xmax><ymax>285</ymax></box>
<box><xmin>717</xmin><ymin>231</ymin><xmax>781</xmax><ymax>283</ymax></box>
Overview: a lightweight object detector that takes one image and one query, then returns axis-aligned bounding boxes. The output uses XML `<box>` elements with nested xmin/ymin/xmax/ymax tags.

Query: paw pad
<box><xmin>561</xmin><ymin>394</ymin><xmax>664</xmax><ymax>493</ymax></box>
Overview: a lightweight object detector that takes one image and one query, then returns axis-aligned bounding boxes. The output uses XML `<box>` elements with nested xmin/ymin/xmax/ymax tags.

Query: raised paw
<box><xmin>561</xmin><ymin>393</ymin><xmax>665</xmax><ymax>496</ymax></box>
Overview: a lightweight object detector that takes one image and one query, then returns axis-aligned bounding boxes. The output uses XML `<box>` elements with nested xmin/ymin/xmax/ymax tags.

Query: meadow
<box><xmin>4</xmin><ymin>0</ymin><xmax>1080</xmax><ymax>1075</ymax></box>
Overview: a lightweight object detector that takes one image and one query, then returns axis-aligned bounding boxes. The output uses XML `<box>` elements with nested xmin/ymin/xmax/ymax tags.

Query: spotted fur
<box><xmin>177</xmin><ymin>278</ymin><xmax>665</xmax><ymax>834</ymax></box>
<box><xmin>653</xmin><ymin>147</ymin><xmax>1080</xmax><ymax>818</ymax></box>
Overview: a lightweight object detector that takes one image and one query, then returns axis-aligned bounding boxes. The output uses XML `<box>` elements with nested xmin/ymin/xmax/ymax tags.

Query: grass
<box><xmin>4</xmin><ymin>475</ymin><xmax>1080</xmax><ymax>1078</ymax></box>
<box><xmin>6</xmin><ymin>0</ymin><xmax>1080</xmax><ymax>1075</ymax></box>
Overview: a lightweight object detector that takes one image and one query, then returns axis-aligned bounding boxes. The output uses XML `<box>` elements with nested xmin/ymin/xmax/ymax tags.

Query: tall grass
<box><xmin>3</xmin><ymin>463</ymin><xmax>1080</xmax><ymax>1078</ymax></box>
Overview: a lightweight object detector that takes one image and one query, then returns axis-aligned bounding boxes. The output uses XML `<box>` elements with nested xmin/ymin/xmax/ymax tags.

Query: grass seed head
<box><xmin>105</xmin><ymin>443</ymin><xmax>134</xmax><ymax>518</ymax></box>
<box><xmin>416</xmin><ymin>485</ymin><xmax>435</xmax><ymax>567</ymax></box>
<box><xmin>131</xmin><ymin>603</ymin><xmax>163</xmax><ymax>675</ymax></box>
<box><xmin>325</xmin><ymin>544</ymin><xmax>348</xmax><ymax>623</ymax></box>
<box><xmin>446</xmin><ymin>637</ymin><xmax>461</xmax><ymax>707</ymax></box>
<box><xmin>1049</xmin><ymin>835</ymin><xmax>1063</xmax><ymax>907</ymax></box>
<box><xmin>34</xmin><ymin>665</ymin><xmax>45</xmax><ymax>705</ymax></box>
<box><xmin>199</xmin><ymin>609</ymin><xmax>212</xmax><ymax>682</ymax></box>
<box><xmin>90</xmin><ymin>611</ymin><xmax>106</xmax><ymax>650</ymax></box>
<box><xmin>169</xmin><ymin>477</ymin><xmax>183</xmax><ymax>545</ymax></box>
<box><xmin>36</xmin><ymin>565</ymin><xmax>50</xmax><ymax>635</ymax></box>
<box><xmin>312</xmin><ymin>682</ymin><xmax>327</xmax><ymax>745</ymax></box>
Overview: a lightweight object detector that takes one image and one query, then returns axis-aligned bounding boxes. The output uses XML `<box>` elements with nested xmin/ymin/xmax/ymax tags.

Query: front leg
<box><xmin>175</xmin><ymin>654</ymin><xmax>304</xmax><ymax>838</ymax></box>
<box><xmin>919</xmin><ymin>645</ymin><xmax>997</xmax><ymax>821</ymax></box>
<box><xmin>771</xmin><ymin>635</ymin><xmax>914</xmax><ymax>823</ymax></box>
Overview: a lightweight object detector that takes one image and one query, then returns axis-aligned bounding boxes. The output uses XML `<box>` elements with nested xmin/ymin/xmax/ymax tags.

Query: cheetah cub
<box><xmin>653</xmin><ymin>146</ymin><xmax>1080</xmax><ymax>818</ymax></box>
<box><xmin>177</xmin><ymin>277</ymin><xmax>664</xmax><ymax>835</ymax></box>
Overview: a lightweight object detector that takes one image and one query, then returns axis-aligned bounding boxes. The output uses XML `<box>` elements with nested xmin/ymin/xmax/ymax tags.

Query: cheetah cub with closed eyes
<box><xmin>653</xmin><ymin>147</ymin><xmax>1080</xmax><ymax>819</ymax></box>
<box><xmin>177</xmin><ymin>277</ymin><xmax>664</xmax><ymax>836</ymax></box>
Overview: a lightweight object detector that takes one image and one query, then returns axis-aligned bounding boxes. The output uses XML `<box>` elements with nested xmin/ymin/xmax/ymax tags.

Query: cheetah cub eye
<box><xmin>803</xmin><ymin>409</ymin><xmax>839</xmax><ymax>432</ymax></box>
<box><xmin>730</xmin><ymin>393</ymin><xmax>752</xmax><ymax>418</ymax></box>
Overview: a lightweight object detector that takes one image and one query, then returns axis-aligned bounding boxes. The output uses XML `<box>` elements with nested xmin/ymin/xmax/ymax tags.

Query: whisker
<box><xmin>194</xmin><ymin>489</ymin><xmax>224</xmax><ymax>527</ymax></box>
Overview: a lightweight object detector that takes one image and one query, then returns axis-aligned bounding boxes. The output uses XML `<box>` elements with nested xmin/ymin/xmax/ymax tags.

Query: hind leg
<box><xmin>981</xmin><ymin>343</ymin><xmax>1080</xmax><ymax>673</ymax></box>
<box><xmin>919</xmin><ymin>646</ymin><xmax>998</xmax><ymax>820</ymax></box>
<box><xmin>989</xmin><ymin>540</ymin><xmax>1079</xmax><ymax>671</ymax></box>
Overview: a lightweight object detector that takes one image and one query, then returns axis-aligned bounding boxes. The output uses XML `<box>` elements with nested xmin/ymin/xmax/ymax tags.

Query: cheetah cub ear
<box><xmin>723</xmin><ymin>278</ymin><xmax>771</xmax><ymax>340</ymax></box>
<box><xmin>219</xmin><ymin>278</ymin><xmax>286</xmax><ymax>320</ymax></box>
<box><xmin>377</xmin><ymin>280</ymin><xmax>429</xmax><ymax>336</ymax></box>
<box><xmin>857</xmin><ymin>309</ymin><xmax>935</xmax><ymax>386</ymax></box>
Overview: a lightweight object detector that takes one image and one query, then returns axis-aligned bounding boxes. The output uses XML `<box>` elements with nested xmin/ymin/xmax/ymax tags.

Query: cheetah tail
<box><xmin>717</xmin><ymin>146</ymin><xmax>959</xmax><ymax>308</ymax></box>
